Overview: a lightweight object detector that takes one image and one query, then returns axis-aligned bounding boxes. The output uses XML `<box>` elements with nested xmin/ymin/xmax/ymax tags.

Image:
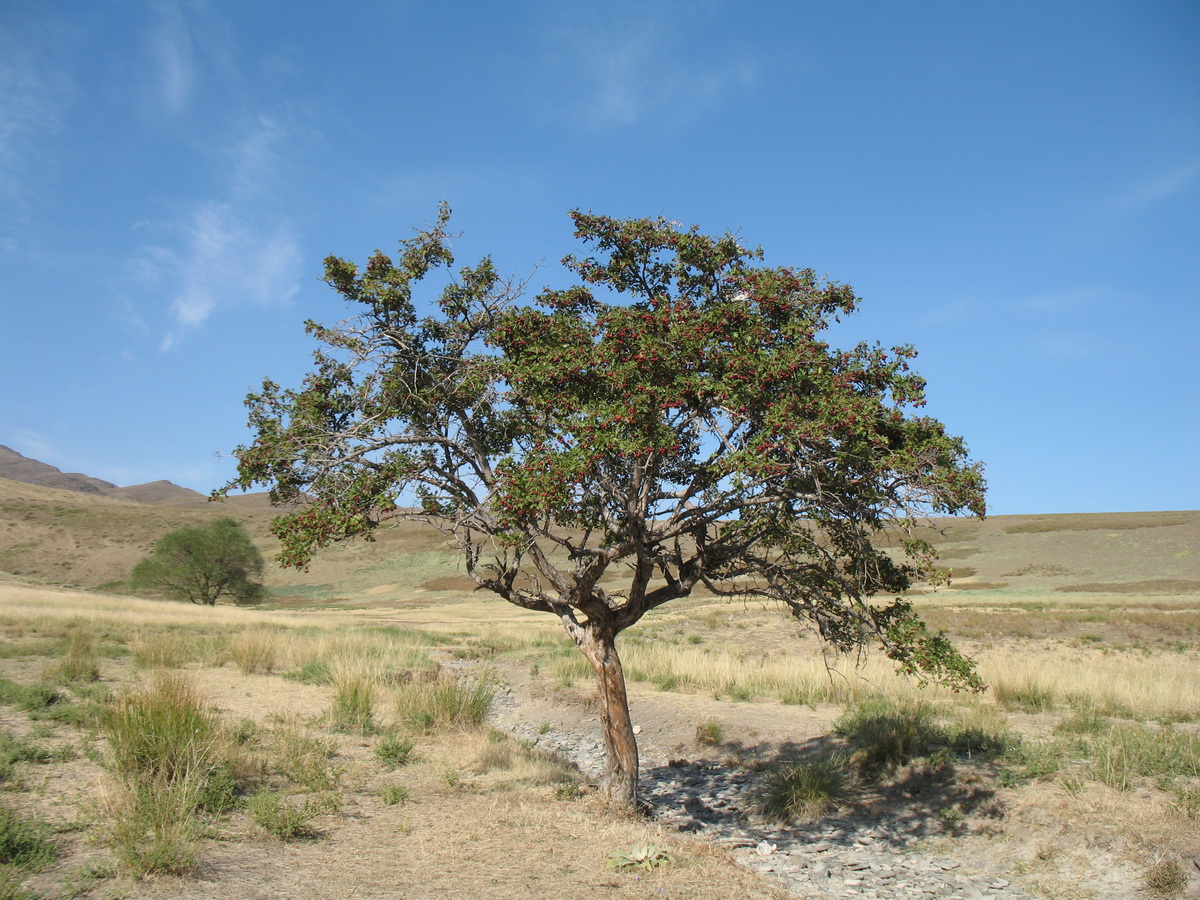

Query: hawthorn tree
<box><xmin>219</xmin><ymin>205</ymin><xmax>986</xmax><ymax>810</ymax></box>
<box><xmin>131</xmin><ymin>517</ymin><xmax>266</xmax><ymax>606</ymax></box>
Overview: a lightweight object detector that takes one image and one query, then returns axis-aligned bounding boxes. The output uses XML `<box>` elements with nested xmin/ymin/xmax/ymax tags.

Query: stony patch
<box><xmin>488</xmin><ymin>683</ymin><xmax>1034</xmax><ymax>899</ymax></box>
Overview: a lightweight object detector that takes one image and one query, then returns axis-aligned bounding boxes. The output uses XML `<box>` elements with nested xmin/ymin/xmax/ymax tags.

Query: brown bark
<box><xmin>578</xmin><ymin>623</ymin><xmax>639</xmax><ymax>811</ymax></box>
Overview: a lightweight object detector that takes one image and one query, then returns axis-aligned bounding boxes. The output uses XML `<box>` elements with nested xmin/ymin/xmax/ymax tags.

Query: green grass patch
<box><xmin>757</xmin><ymin>753</ymin><xmax>856</xmax><ymax>823</ymax></box>
<box><xmin>393</xmin><ymin>675</ymin><xmax>494</xmax><ymax>733</ymax></box>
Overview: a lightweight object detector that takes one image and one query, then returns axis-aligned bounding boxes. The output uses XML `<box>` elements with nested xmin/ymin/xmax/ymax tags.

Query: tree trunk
<box><xmin>578</xmin><ymin>623</ymin><xmax>639</xmax><ymax>811</ymax></box>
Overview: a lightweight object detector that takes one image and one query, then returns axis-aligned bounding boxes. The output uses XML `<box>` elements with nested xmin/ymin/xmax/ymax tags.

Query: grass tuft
<box><xmin>757</xmin><ymin>753</ymin><xmax>855</xmax><ymax>823</ymax></box>
<box><xmin>393</xmin><ymin>674</ymin><xmax>494</xmax><ymax>733</ymax></box>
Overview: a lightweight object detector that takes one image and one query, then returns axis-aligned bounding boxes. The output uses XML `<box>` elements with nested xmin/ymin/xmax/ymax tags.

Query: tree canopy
<box><xmin>131</xmin><ymin>517</ymin><xmax>266</xmax><ymax>606</ymax></box>
<box><xmin>219</xmin><ymin>205</ymin><xmax>986</xmax><ymax>808</ymax></box>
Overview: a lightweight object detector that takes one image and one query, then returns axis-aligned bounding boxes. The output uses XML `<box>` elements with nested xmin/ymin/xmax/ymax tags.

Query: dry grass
<box><xmin>0</xmin><ymin>489</ymin><xmax>1197</xmax><ymax>898</ymax></box>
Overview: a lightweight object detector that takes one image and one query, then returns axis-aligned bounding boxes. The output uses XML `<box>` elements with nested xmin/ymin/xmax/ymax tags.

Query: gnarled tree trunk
<box><xmin>577</xmin><ymin>622</ymin><xmax>639</xmax><ymax>810</ymax></box>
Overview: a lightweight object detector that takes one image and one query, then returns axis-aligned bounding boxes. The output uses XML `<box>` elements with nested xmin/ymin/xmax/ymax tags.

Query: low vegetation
<box><xmin>0</xmin><ymin>498</ymin><xmax>1194</xmax><ymax>897</ymax></box>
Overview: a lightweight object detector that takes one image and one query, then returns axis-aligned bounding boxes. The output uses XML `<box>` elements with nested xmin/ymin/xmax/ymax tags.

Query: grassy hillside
<box><xmin>1</xmin><ymin>475</ymin><xmax>1195</xmax><ymax>604</ymax></box>
<box><xmin>0</xmin><ymin>480</ymin><xmax>1197</xmax><ymax>897</ymax></box>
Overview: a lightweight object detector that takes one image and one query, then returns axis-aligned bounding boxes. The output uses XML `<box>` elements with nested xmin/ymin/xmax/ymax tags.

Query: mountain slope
<box><xmin>0</xmin><ymin>444</ymin><xmax>206</xmax><ymax>505</ymax></box>
<box><xmin>0</xmin><ymin>444</ymin><xmax>116</xmax><ymax>495</ymax></box>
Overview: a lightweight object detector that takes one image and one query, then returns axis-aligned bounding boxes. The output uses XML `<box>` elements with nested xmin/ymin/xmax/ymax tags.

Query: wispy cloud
<box><xmin>538</xmin><ymin>3</ymin><xmax>757</xmax><ymax>130</ymax></box>
<box><xmin>131</xmin><ymin>116</ymin><xmax>303</xmax><ymax>349</ymax></box>
<box><xmin>1116</xmin><ymin>160</ymin><xmax>1200</xmax><ymax>208</ymax></box>
<box><xmin>147</xmin><ymin>1</ymin><xmax>197</xmax><ymax>115</ymax></box>
<box><xmin>0</xmin><ymin>16</ymin><xmax>71</xmax><ymax>232</ymax></box>
<box><xmin>157</xmin><ymin>202</ymin><xmax>300</xmax><ymax>348</ymax></box>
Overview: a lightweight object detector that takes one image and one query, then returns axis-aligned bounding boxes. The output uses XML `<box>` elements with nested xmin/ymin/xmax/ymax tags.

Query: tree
<box><xmin>219</xmin><ymin>205</ymin><xmax>986</xmax><ymax>810</ymax></box>
<box><xmin>131</xmin><ymin>517</ymin><xmax>267</xmax><ymax>606</ymax></box>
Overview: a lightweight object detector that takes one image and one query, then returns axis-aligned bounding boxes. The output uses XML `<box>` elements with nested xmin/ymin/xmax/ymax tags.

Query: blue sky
<box><xmin>1</xmin><ymin>1</ymin><xmax>1197</xmax><ymax>515</ymax></box>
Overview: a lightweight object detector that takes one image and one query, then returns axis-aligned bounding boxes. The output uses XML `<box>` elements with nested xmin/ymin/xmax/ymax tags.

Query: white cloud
<box><xmin>147</xmin><ymin>1</ymin><xmax>197</xmax><ymax>115</ymax></box>
<box><xmin>127</xmin><ymin>116</ymin><xmax>303</xmax><ymax>350</ymax></box>
<box><xmin>0</xmin><ymin>18</ymin><xmax>71</xmax><ymax>230</ymax></box>
<box><xmin>153</xmin><ymin>201</ymin><xmax>301</xmax><ymax>350</ymax></box>
<box><xmin>1116</xmin><ymin>160</ymin><xmax>1200</xmax><ymax>208</ymax></box>
<box><xmin>539</xmin><ymin>4</ymin><xmax>757</xmax><ymax>130</ymax></box>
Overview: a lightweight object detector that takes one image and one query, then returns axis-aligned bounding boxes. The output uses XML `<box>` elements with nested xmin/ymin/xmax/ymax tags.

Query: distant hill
<box><xmin>0</xmin><ymin>444</ymin><xmax>117</xmax><ymax>496</ymax></box>
<box><xmin>0</xmin><ymin>444</ymin><xmax>206</xmax><ymax>505</ymax></box>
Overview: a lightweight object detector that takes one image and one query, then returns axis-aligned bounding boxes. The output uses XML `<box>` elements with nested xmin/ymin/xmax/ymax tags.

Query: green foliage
<box><xmin>379</xmin><ymin>783</ymin><xmax>409</xmax><ymax>805</ymax></box>
<box><xmin>393</xmin><ymin>675</ymin><xmax>494</xmax><ymax>733</ymax></box>
<box><xmin>607</xmin><ymin>845</ymin><xmax>675</xmax><ymax>871</ymax></box>
<box><xmin>220</xmin><ymin>207</ymin><xmax>987</xmax><ymax>808</ymax></box>
<box><xmin>130</xmin><ymin>517</ymin><xmax>266</xmax><ymax>606</ymax></box>
<box><xmin>104</xmin><ymin>776</ymin><xmax>205</xmax><ymax>876</ymax></box>
<box><xmin>247</xmin><ymin>790</ymin><xmax>328</xmax><ymax>840</ymax></box>
<box><xmin>268</xmin><ymin>718</ymin><xmax>341</xmax><ymax>792</ymax></box>
<box><xmin>99</xmin><ymin>672</ymin><xmax>224</xmax><ymax>783</ymax></box>
<box><xmin>0</xmin><ymin>805</ymin><xmax>55</xmax><ymax>872</ymax></box>
<box><xmin>221</xmin><ymin>207</ymin><xmax>985</xmax><ymax>689</ymax></box>
<box><xmin>757</xmin><ymin>753</ymin><xmax>856</xmax><ymax>823</ymax></box>
<box><xmin>51</xmin><ymin>629</ymin><xmax>101</xmax><ymax>683</ymax></box>
<box><xmin>0</xmin><ymin>731</ymin><xmax>51</xmax><ymax>784</ymax></box>
<box><xmin>285</xmin><ymin>659</ymin><xmax>333</xmax><ymax>686</ymax></box>
<box><xmin>835</xmin><ymin>700</ymin><xmax>943</xmax><ymax>772</ymax></box>
<box><xmin>374</xmin><ymin>734</ymin><xmax>415</xmax><ymax>768</ymax></box>
<box><xmin>694</xmin><ymin>720</ymin><xmax>723</xmax><ymax>746</ymax></box>
<box><xmin>331</xmin><ymin>676</ymin><xmax>376</xmax><ymax>734</ymax></box>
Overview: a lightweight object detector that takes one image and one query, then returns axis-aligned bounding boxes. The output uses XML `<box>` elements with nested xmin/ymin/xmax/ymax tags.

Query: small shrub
<box><xmin>331</xmin><ymin>675</ymin><xmax>376</xmax><ymax>734</ymax></box>
<box><xmin>0</xmin><ymin>731</ymin><xmax>51</xmax><ymax>784</ymax></box>
<box><xmin>229</xmin><ymin>630</ymin><xmax>280</xmax><ymax>675</ymax></box>
<box><xmin>607</xmin><ymin>845</ymin><xmax>675</xmax><ymax>871</ymax></box>
<box><xmin>374</xmin><ymin>734</ymin><xmax>415</xmax><ymax>769</ymax></box>
<box><xmin>285</xmin><ymin>659</ymin><xmax>333</xmax><ymax>686</ymax></box>
<box><xmin>695</xmin><ymin>720</ymin><xmax>723</xmax><ymax>746</ymax></box>
<box><xmin>1174</xmin><ymin>784</ymin><xmax>1200</xmax><ymax>820</ymax></box>
<box><xmin>269</xmin><ymin>718</ymin><xmax>341</xmax><ymax>792</ymax></box>
<box><xmin>393</xmin><ymin>675</ymin><xmax>494</xmax><ymax>733</ymax></box>
<box><xmin>835</xmin><ymin>700</ymin><xmax>942</xmax><ymax>772</ymax></box>
<box><xmin>380</xmin><ymin>784</ymin><xmax>409</xmax><ymax>806</ymax></box>
<box><xmin>102</xmin><ymin>775</ymin><xmax>205</xmax><ymax>876</ymax></box>
<box><xmin>998</xmin><ymin>738</ymin><xmax>1063</xmax><ymax>785</ymax></box>
<box><xmin>99</xmin><ymin>672</ymin><xmax>222</xmax><ymax>783</ymax></box>
<box><xmin>1144</xmin><ymin>857</ymin><xmax>1187</xmax><ymax>898</ymax></box>
<box><xmin>132</xmin><ymin>635</ymin><xmax>195</xmax><ymax>669</ymax></box>
<box><xmin>992</xmin><ymin>678</ymin><xmax>1055</xmax><ymax>713</ymax></box>
<box><xmin>52</xmin><ymin>630</ymin><xmax>101</xmax><ymax>683</ymax></box>
<box><xmin>247</xmin><ymin>790</ymin><xmax>323</xmax><ymax>840</ymax></box>
<box><xmin>0</xmin><ymin>804</ymin><xmax>55</xmax><ymax>871</ymax></box>
<box><xmin>0</xmin><ymin>680</ymin><xmax>61</xmax><ymax>715</ymax></box>
<box><xmin>757</xmin><ymin>754</ymin><xmax>855</xmax><ymax>823</ymax></box>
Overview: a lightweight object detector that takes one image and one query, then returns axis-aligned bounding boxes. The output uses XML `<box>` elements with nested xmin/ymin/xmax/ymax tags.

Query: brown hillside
<box><xmin>0</xmin><ymin>443</ymin><xmax>116</xmax><ymax>495</ymax></box>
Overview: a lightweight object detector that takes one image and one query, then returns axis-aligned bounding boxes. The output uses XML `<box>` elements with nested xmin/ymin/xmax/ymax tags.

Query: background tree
<box><xmin>219</xmin><ymin>205</ymin><xmax>986</xmax><ymax>810</ymax></box>
<box><xmin>131</xmin><ymin>518</ymin><xmax>266</xmax><ymax>606</ymax></box>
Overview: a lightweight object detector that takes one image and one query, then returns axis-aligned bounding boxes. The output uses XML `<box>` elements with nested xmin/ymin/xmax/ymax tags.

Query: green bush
<box><xmin>104</xmin><ymin>775</ymin><xmax>204</xmax><ymax>876</ymax></box>
<box><xmin>331</xmin><ymin>676</ymin><xmax>376</xmax><ymax>734</ymax></box>
<box><xmin>380</xmin><ymin>784</ymin><xmax>410</xmax><ymax>805</ymax></box>
<box><xmin>130</xmin><ymin>517</ymin><xmax>266</xmax><ymax>606</ymax></box>
<box><xmin>835</xmin><ymin>700</ymin><xmax>943</xmax><ymax>772</ymax></box>
<box><xmin>52</xmin><ymin>630</ymin><xmax>101</xmax><ymax>683</ymax></box>
<box><xmin>757</xmin><ymin>753</ymin><xmax>855</xmax><ymax>823</ymax></box>
<box><xmin>285</xmin><ymin>660</ymin><xmax>333</xmax><ymax>686</ymax></box>
<box><xmin>694</xmin><ymin>720</ymin><xmax>722</xmax><ymax>746</ymax></box>
<box><xmin>248</xmin><ymin>790</ymin><xmax>335</xmax><ymax>839</ymax></box>
<box><xmin>374</xmin><ymin>734</ymin><xmax>415</xmax><ymax>769</ymax></box>
<box><xmin>0</xmin><ymin>731</ymin><xmax>50</xmax><ymax>784</ymax></box>
<box><xmin>393</xmin><ymin>675</ymin><xmax>494</xmax><ymax>733</ymax></box>
<box><xmin>268</xmin><ymin>719</ymin><xmax>341</xmax><ymax>792</ymax></box>
<box><xmin>0</xmin><ymin>805</ymin><xmax>55</xmax><ymax>871</ymax></box>
<box><xmin>99</xmin><ymin>672</ymin><xmax>223</xmax><ymax>783</ymax></box>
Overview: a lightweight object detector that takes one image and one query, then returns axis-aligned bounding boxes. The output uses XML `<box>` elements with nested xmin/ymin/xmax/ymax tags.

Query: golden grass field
<box><xmin>0</xmin><ymin>477</ymin><xmax>1196</xmax><ymax>898</ymax></box>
